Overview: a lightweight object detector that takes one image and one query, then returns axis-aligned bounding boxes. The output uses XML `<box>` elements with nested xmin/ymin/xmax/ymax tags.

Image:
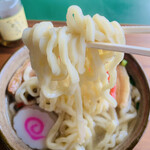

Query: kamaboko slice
<box><xmin>13</xmin><ymin>106</ymin><xmax>55</xmax><ymax>149</ymax></box>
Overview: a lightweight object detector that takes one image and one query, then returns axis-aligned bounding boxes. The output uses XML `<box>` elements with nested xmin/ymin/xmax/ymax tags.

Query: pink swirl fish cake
<box><xmin>13</xmin><ymin>106</ymin><xmax>55</xmax><ymax>149</ymax></box>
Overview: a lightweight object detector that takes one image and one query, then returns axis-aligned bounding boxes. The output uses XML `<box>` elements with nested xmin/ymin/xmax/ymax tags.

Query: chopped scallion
<box><xmin>121</xmin><ymin>59</ymin><xmax>128</xmax><ymax>66</ymax></box>
<box><xmin>129</xmin><ymin>75</ymin><xmax>136</xmax><ymax>86</ymax></box>
<box><xmin>136</xmin><ymin>102</ymin><xmax>140</xmax><ymax>110</ymax></box>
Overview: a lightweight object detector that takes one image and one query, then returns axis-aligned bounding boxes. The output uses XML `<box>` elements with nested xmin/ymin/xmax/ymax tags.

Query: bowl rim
<box><xmin>116</xmin><ymin>53</ymin><xmax>150</xmax><ymax>150</ymax></box>
<box><xmin>0</xmin><ymin>46</ymin><xmax>150</xmax><ymax>150</ymax></box>
<box><xmin>0</xmin><ymin>46</ymin><xmax>30</xmax><ymax>150</ymax></box>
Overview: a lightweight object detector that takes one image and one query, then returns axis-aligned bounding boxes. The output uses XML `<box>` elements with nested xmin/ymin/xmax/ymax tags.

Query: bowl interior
<box><xmin>0</xmin><ymin>46</ymin><xmax>149</xmax><ymax>150</ymax></box>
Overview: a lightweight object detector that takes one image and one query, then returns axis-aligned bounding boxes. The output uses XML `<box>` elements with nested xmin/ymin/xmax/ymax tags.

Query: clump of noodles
<box><xmin>15</xmin><ymin>76</ymin><xmax>39</xmax><ymax>105</ymax></box>
<box><xmin>9</xmin><ymin>62</ymin><xmax>39</xmax><ymax>116</ymax></box>
<box><xmin>92</xmin><ymin>88</ymin><xmax>139</xmax><ymax>150</ymax></box>
<box><xmin>21</xmin><ymin>5</ymin><xmax>139</xmax><ymax>150</ymax></box>
<box><xmin>13</xmin><ymin>62</ymin><xmax>39</xmax><ymax>105</ymax></box>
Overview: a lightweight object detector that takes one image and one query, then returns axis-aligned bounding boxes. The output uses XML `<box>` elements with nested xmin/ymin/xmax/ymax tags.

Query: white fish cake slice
<box><xmin>13</xmin><ymin>106</ymin><xmax>55</xmax><ymax>149</ymax></box>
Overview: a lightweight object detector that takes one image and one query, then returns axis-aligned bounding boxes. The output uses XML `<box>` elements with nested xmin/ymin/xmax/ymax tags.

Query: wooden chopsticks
<box><xmin>86</xmin><ymin>26</ymin><xmax>150</xmax><ymax>56</ymax></box>
<box><xmin>87</xmin><ymin>42</ymin><xmax>150</xmax><ymax>56</ymax></box>
<box><xmin>122</xmin><ymin>26</ymin><xmax>150</xmax><ymax>34</ymax></box>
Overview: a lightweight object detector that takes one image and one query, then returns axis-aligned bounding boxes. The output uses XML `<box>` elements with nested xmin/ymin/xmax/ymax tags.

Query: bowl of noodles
<box><xmin>0</xmin><ymin>5</ymin><xmax>150</xmax><ymax>150</ymax></box>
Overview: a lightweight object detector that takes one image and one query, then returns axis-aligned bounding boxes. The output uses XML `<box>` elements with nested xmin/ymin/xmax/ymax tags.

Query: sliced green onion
<box><xmin>129</xmin><ymin>75</ymin><xmax>136</xmax><ymax>86</ymax></box>
<box><xmin>121</xmin><ymin>59</ymin><xmax>128</xmax><ymax>66</ymax></box>
<box><xmin>136</xmin><ymin>102</ymin><xmax>140</xmax><ymax>110</ymax></box>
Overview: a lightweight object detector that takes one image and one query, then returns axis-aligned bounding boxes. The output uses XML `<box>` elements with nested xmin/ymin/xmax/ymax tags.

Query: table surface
<box><xmin>0</xmin><ymin>20</ymin><xmax>150</xmax><ymax>150</ymax></box>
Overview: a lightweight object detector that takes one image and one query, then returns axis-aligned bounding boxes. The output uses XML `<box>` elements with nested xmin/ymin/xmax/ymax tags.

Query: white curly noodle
<box><xmin>21</xmin><ymin>5</ymin><xmax>139</xmax><ymax>150</ymax></box>
<box><xmin>15</xmin><ymin>77</ymin><xmax>39</xmax><ymax>105</ymax></box>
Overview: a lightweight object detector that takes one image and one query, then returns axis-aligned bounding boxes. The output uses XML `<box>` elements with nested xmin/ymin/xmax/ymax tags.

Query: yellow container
<box><xmin>0</xmin><ymin>0</ymin><xmax>28</xmax><ymax>47</ymax></box>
